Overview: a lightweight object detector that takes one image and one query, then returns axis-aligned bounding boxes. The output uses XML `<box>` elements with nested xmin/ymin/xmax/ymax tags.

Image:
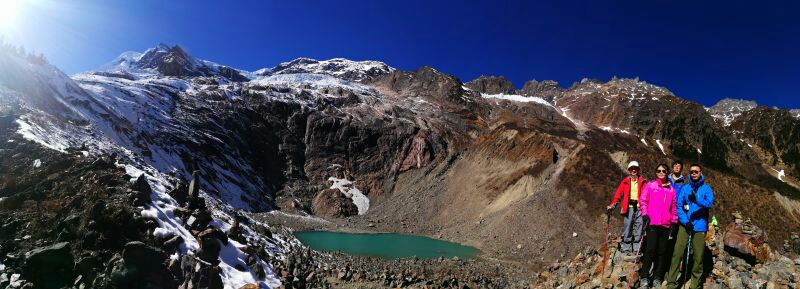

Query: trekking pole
<box><xmin>683</xmin><ymin>227</ymin><xmax>693</xmax><ymax>287</ymax></box>
<box><xmin>632</xmin><ymin>226</ymin><xmax>646</xmax><ymax>265</ymax></box>
<box><xmin>601</xmin><ymin>207</ymin><xmax>612</xmax><ymax>275</ymax></box>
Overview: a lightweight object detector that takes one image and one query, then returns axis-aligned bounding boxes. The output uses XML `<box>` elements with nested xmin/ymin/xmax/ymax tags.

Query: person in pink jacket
<box><xmin>638</xmin><ymin>164</ymin><xmax>678</xmax><ymax>288</ymax></box>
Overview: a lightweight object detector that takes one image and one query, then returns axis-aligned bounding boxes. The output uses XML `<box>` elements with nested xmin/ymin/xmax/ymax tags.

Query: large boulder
<box><xmin>23</xmin><ymin>242</ymin><xmax>74</xmax><ymax>288</ymax></box>
<box><xmin>108</xmin><ymin>241</ymin><xmax>176</xmax><ymax>289</ymax></box>
<box><xmin>122</xmin><ymin>241</ymin><xmax>168</xmax><ymax>267</ymax></box>
<box><xmin>723</xmin><ymin>215</ymin><xmax>771</xmax><ymax>263</ymax></box>
<box><xmin>179</xmin><ymin>255</ymin><xmax>224</xmax><ymax>289</ymax></box>
<box><xmin>168</xmin><ymin>181</ymin><xmax>189</xmax><ymax>206</ymax></box>
<box><xmin>196</xmin><ymin>228</ymin><xmax>227</xmax><ymax>265</ymax></box>
<box><xmin>130</xmin><ymin>174</ymin><xmax>152</xmax><ymax>206</ymax></box>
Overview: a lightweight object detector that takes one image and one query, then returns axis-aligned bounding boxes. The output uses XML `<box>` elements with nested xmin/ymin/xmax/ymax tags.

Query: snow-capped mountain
<box><xmin>261</xmin><ymin>57</ymin><xmax>395</xmax><ymax>82</ymax></box>
<box><xmin>99</xmin><ymin>43</ymin><xmax>249</xmax><ymax>81</ymax></box>
<box><xmin>708</xmin><ymin>98</ymin><xmax>757</xmax><ymax>126</ymax></box>
<box><xmin>1</xmin><ymin>46</ymin><xmax>299</xmax><ymax>289</ymax></box>
<box><xmin>2</xmin><ymin>43</ymin><xmax>800</xmax><ymax>289</ymax></box>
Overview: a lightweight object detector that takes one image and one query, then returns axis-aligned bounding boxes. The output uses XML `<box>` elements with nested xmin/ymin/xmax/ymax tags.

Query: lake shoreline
<box><xmin>294</xmin><ymin>230</ymin><xmax>480</xmax><ymax>260</ymax></box>
<box><xmin>253</xmin><ymin>210</ymin><xmax>544</xmax><ymax>288</ymax></box>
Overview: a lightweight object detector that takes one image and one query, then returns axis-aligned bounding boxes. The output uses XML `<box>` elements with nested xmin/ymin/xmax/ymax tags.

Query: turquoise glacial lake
<box><xmin>294</xmin><ymin>231</ymin><xmax>479</xmax><ymax>260</ymax></box>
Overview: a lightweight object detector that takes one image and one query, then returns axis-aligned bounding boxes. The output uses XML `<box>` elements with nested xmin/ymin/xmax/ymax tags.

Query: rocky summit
<box><xmin>1</xmin><ymin>42</ymin><xmax>799</xmax><ymax>289</ymax></box>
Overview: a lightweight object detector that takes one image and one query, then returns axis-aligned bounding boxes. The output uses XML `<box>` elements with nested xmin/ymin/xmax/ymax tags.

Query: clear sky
<box><xmin>1</xmin><ymin>0</ymin><xmax>798</xmax><ymax>108</ymax></box>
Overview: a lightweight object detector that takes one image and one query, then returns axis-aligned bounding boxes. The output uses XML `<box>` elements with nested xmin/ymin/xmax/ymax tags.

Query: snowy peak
<box><xmin>708</xmin><ymin>98</ymin><xmax>757</xmax><ymax>126</ymax></box>
<box><xmin>265</xmin><ymin>57</ymin><xmax>395</xmax><ymax>82</ymax></box>
<box><xmin>557</xmin><ymin>77</ymin><xmax>674</xmax><ymax>107</ymax></box>
<box><xmin>98</xmin><ymin>44</ymin><xmax>249</xmax><ymax>82</ymax></box>
<box><xmin>97</xmin><ymin>51</ymin><xmax>143</xmax><ymax>73</ymax></box>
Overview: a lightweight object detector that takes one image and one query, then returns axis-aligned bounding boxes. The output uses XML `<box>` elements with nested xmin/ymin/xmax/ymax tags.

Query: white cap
<box><xmin>627</xmin><ymin>161</ymin><xmax>640</xmax><ymax>169</ymax></box>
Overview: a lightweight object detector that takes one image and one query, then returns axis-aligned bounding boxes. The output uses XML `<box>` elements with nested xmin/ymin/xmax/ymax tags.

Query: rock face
<box><xmin>312</xmin><ymin>188</ymin><xmax>359</xmax><ymax>218</ymax></box>
<box><xmin>371</xmin><ymin>66</ymin><xmax>478</xmax><ymax>107</ymax></box>
<box><xmin>3</xmin><ymin>43</ymin><xmax>800</xmax><ymax>288</ymax></box>
<box><xmin>791</xmin><ymin>109</ymin><xmax>800</xmax><ymax>119</ymax></box>
<box><xmin>518</xmin><ymin>79</ymin><xmax>564</xmax><ymax>102</ymax></box>
<box><xmin>464</xmin><ymin>75</ymin><xmax>516</xmax><ymax>94</ymax></box>
<box><xmin>729</xmin><ymin>106</ymin><xmax>800</xmax><ymax>179</ymax></box>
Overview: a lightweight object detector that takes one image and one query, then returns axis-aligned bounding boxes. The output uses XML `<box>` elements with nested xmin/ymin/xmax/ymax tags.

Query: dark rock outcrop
<box><xmin>464</xmin><ymin>75</ymin><xmax>515</xmax><ymax>95</ymax></box>
<box><xmin>312</xmin><ymin>188</ymin><xmax>359</xmax><ymax>218</ymax></box>
<box><xmin>370</xmin><ymin>66</ymin><xmax>476</xmax><ymax>107</ymax></box>
<box><xmin>518</xmin><ymin>79</ymin><xmax>564</xmax><ymax>103</ymax></box>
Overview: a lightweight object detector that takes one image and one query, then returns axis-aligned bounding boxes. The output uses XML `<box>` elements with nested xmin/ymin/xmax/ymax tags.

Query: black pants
<box><xmin>640</xmin><ymin>225</ymin><xmax>670</xmax><ymax>280</ymax></box>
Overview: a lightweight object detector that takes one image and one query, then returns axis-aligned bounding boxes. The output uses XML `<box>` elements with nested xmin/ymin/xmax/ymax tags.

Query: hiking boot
<box><xmin>639</xmin><ymin>278</ymin><xmax>650</xmax><ymax>289</ymax></box>
<box><xmin>652</xmin><ymin>279</ymin><xmax>662</xmax><ymax>288</ymax></box>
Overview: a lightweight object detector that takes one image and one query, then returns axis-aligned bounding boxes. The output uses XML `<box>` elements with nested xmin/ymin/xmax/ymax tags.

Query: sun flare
<box><xmin>0</xmin><ymin>0</ymin><xmax>22</xmax><ymax>31</ymax></box>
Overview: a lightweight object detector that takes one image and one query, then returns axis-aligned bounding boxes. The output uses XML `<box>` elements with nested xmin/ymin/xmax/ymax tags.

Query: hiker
<box><xmin>667</xmin><ymin>160</ymin><xmax>686</xmax><ymax>193</ymax></box>
<box><xmin>607</xmin><ymin>161</ymin><xmax>647</xmax><ymax>253</ymax></box>
<box><xmin>638</xmin><ymin>164</ymin><xmax>678</xmax><ymax>289</ymax></box>
<box><xmin>667</xmin><ymin>160</ymin><xmax>685</xmax><ymax>242</ymax></box>
<box><xmin>666</xmin><ymin>164</ymin><xmax>715</xmax><ymax>289</ymax></box>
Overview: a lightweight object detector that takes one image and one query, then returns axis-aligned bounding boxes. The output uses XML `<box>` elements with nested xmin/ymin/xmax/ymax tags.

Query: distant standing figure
<box><xmin>607</xmin><ymin>161</ymin><xmax>647</xmax><ymax>253</ymax></box>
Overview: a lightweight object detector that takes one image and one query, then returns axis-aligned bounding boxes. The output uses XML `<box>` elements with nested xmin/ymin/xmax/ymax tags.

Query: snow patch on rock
<box><xmin>328</xmin><ymin>177</ymin><xmax>370</xmax><ymax>215</ymax></box>
<box><xmin>254</xmin><ymin>73</ymin><xmax>374</xmax><ymax>95</ymax></box>
<box><xmin>656</xmin><ymin>139</ymin><xmax>666</xmax><ymax>155</ymax></box>
<box><xmin>771</xmin><ymin>168</ymin><xmax>787</xmax><ymax>182</ymax></box>
<box><xmin>481</xmin><ymin>93</ymin><xmax>552</xmax><ymax>106</ymax></box>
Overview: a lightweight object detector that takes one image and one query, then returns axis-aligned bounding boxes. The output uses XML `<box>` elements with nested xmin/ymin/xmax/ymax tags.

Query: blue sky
<box><xmin>2</xmin><ymin>0</ymin><xmax>798</xmax><ymax>108</ymax></box>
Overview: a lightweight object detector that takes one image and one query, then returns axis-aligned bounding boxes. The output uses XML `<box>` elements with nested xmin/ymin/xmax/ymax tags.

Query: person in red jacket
<box><xmin>607</xmin><ymin>161</ymin><xmax>647</xmax><ymax>253</ymax></box>
<box><xmin>638</xmin><ymin>164</ymin><xmax>678</xmax><ymax>288</ymax></box>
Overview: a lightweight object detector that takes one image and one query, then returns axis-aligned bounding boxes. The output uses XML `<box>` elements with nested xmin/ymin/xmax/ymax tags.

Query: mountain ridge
<box><xmin>2</xmin><ymin>43</ymin><xmax>800</xmax><ymax>289</ymax></box>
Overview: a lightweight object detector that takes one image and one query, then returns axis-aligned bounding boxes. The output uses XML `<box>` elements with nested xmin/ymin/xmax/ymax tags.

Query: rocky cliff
<box><xmin>1</xmin><ymin>43</ymin><xmax>799</xmax><ymax>288</ymax></box>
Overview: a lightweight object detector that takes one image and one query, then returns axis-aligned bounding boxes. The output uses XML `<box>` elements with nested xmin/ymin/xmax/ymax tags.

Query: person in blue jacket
<box><xmin>665</xmin><ymin>164</ymin><xmax>714</xmax><ymax>289</ymax></box>
<box><xmin>668</xmin><ymin>160</ymin><xmax>686</xmax><ymax>193</ymax></box>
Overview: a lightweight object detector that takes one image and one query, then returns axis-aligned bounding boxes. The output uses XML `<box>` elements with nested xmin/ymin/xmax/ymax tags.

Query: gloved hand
<box><xmin>669</xmin><ymin>223</ymin><xmax>678</xmax><ymax>239</ymax></box>
<box><xmin>642</xmin><ymin>215</ymin><xmax>651</xmax><ymax>227</ymax></box>
<box><xmin>607</xmin><ymin>203</ymin><xmax>617</xmax><ymax>212</ymax></box>
<box><xmin>685</xmin><ymin>222</ymin><xmax>694</xmax><ymax>233</ymax></box>
<box><xmin>688</xmin><ymin>194</ymin><xmax>696</xmax><ymax>203</ymax></box>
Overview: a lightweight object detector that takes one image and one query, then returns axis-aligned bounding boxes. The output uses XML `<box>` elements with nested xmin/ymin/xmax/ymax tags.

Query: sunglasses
<box><xmin>690</xmin><ymin>170</ymin><xmax>701</xmax><ymax>174</ymax></box>
<box><xmin>656</xmin><ymin>169</ymin><xmax>667</xmax><ymax>173</ymax></box>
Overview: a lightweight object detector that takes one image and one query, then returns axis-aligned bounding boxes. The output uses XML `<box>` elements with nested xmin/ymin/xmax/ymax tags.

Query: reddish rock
<box><xmin>399</xmin><ymin>133</ymin><xmax>432</xmax><ymax>172</ymax></box>
<box><xmin>312</xmin><ymin>188</ymin><xmax>358</xmax><ymax>218</ymax></box>
<box><xmin>723</xmin><ymin>222</ymin><xmax>771</xmax><ymax>263</ymax></box>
